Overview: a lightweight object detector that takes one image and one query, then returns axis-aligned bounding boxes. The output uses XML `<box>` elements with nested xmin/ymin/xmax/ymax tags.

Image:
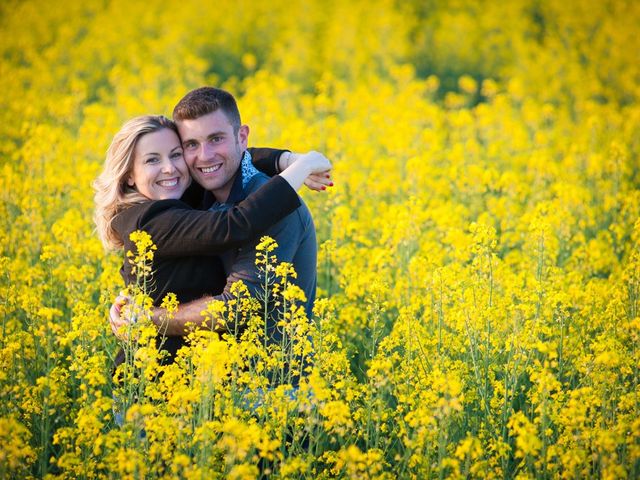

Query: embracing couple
<box><xmin>93</xmin><ymin>86</ymin><xmax>332</xmax><ymax>378</ymax></box>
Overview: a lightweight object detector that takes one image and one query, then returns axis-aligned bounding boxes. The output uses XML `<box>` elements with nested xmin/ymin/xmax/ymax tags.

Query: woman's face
<box><xmin>127</xmin><ymin>128</ymin><xmax>190</xmax><ymax>200</ymax></box>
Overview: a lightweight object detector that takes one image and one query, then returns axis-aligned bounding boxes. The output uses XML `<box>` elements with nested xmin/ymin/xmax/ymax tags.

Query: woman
<box><xmin>94</xmin><ymin>114</ymin><xmax>331</xmax><ymax>363</ymax></box>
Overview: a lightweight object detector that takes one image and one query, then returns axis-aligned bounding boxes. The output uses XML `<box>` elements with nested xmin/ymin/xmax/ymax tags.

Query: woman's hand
<box><xmin>279</xmin><ymin>150</ymin><xmax>334</xmax><ymax>192</ymax></box>
<box><xmin>304</xmin><ymin>171</ymin><xmax>333</xmax><ymax>191</ymax></box>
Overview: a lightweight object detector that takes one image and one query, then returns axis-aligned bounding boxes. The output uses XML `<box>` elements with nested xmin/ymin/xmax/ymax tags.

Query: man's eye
<box><xmin>184</xmin><ymin>142</ymin><xmax>197</xmax><ymax>150</ymax></box>
<box><xmin>210</xmin><ymin>136</ymin><xmax>222</xmax><ymax>143</ymax></box>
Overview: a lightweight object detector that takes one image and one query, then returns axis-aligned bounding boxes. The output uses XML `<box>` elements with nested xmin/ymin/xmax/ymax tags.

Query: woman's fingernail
<box><xmin>329</xmin><ymin>182</ymin><xmax>334</xmax><ymax>187</ymax></box>
<box><xmin>322</xmin><ymin>186</ymin><xmax>326</xmax><ymax>190</ymax></box>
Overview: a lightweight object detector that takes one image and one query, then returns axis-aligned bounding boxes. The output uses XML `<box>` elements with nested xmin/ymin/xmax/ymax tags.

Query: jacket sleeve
<box><xmin>248</xmin><ymin>147</ymin><xmax>290</xmax><ymax>177</ymax></box>
<box><xmin>121</xmin><ymin>175</ymin><xmax>301</xmax><ymax>257</ymax></box>
<box><xmin>211</xmin><ymin>209</ymin><xmax>304</xmax><ymax>305</ymax></box>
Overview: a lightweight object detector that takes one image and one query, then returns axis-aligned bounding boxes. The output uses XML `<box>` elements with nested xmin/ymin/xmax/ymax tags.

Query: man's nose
<box><xmin>200</xmin><ymin>141</ymin><xmax>216</xmax><ymax>159</ymax></box>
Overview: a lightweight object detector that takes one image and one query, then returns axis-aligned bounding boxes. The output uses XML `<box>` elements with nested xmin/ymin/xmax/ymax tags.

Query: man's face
<box><xmin>176</xmin><ymin>110</ymin><xmax>249</xmax><ymax>201</ymax></box>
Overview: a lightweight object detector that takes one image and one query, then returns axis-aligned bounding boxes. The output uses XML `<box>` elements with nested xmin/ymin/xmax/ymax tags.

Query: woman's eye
<box><xmin>171</xmin><ymin>151</ymin><xmax>183</xmax><ymax>159</ymax></box>
<box><xmin>145</xmin><ymin>157</ymin><xmax>159</xmax><ymax>164</ymax></box>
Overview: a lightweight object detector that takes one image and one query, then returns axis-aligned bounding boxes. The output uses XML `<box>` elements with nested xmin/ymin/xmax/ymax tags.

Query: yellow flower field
<box><xmin>1</xmin><ymin>0</ymin><xmax>639</xmax><ymax>478</ymax></box>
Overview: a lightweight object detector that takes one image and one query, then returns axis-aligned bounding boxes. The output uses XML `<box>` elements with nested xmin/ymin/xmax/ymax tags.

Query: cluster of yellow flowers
<box><xmin>1</xmin><ymin>0</ymin><xmax>639</xmax><ymax>477</ymax></box>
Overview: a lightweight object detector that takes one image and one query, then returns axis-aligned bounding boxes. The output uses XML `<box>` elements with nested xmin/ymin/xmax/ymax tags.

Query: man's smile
<box><xmin>198</xmin><ymin>163</ymin><xmax>223</xmax><ymax>174</ymax></box>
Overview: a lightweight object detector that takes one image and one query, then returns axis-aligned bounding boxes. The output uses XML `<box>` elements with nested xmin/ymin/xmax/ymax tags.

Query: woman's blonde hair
<box><xmin>93</xmin><ymin>115</ymin><xmax>180</xmax><ymax>250</ymax></box>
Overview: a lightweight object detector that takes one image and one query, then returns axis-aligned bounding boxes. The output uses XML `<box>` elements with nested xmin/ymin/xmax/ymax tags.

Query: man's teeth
<box><xmin>201</xmin><ymin>164</ymin><xmax>222</xmax><ymax>173</ymax></box>
<box><xmin>158</xmin><ymin>179</ymin><xmax>178</xmax><ymax>187</ymax></box>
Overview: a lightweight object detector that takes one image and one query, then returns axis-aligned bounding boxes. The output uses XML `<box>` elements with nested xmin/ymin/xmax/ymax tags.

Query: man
<box><xmin>111</xmin><ymin>87</ymin><xmax>326</xmax><ymax>375</ymax></box>
<box><xmin>167</xmin><ymin>87</ymin><xmax>317</xmax><ymax>329</ymax></box>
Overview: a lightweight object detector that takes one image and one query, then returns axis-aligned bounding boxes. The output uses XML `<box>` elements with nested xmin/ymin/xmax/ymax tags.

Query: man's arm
<box><xmin>254</xmin><ymin>149</ymin><xmax>333</xmax><ymax>192</ymax></box>
<box><xmin>151</xmin><ymin>211</ymin><xmax>306</xmax><ymax>335</ymax></box>
<box><xmin>249</xmin><ymin>147</ymin><xmax>287</xmax><ymax>177</ymax></box>
<box><xmin>110</xmin><ymin>215</ymin><xmax>306</xmax><ymax>337</ymax></box>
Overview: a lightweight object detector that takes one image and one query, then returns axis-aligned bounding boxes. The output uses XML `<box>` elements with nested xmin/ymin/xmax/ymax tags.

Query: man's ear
<box><xmin>238</xmin><ymin>124</ymin><xmax>249</xmax><ymax>150</ymax></box>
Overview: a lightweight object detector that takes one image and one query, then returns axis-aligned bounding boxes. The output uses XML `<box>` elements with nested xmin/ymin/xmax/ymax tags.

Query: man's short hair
<box><xmin>172</xmin><ymin>87</ymin><xmax>242</xmax><ymax>133</ymax></box>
